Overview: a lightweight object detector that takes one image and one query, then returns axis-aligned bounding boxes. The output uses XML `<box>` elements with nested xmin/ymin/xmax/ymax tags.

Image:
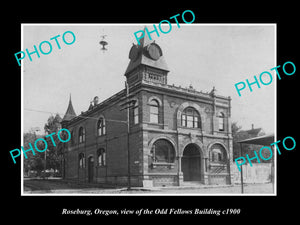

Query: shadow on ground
<box><xmin>24</xmin><ymin>178</ymin><xmax>120</xmax><ymax>192</ymax></box>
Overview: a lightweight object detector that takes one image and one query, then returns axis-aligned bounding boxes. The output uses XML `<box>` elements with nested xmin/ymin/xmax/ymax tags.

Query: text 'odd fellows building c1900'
<box><xmin>61</xmin><ymin>28</ymin><xmax>233</xmax><ymax>187</ymax></box>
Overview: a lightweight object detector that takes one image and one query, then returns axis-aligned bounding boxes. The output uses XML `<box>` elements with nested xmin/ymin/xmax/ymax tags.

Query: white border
<box><xmin>21</xmin><ymin>23</ymin><xmax>277</xmax><ymax>196</ymax></box>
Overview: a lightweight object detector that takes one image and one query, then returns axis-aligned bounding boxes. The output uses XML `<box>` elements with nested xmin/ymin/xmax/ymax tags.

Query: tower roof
<box><xmin>62</xmin><ymin>94</ymin><xmax>76</xmax><ymax>122</ymax></box>
<box><xmin>125</xmin><ymin>26</ymin><xmax>169</xmax><ymax>76</ymax></box>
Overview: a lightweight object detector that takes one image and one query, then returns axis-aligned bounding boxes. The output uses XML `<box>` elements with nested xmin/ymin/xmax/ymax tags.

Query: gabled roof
<box><xmin>62</xmin><ymin>94</ymin><xmax>76</xmax><ymax>122</ymax></box>
<box><xmin>237</xmin><ymin>128</ymin><xmax>262</xmax><ymax>137</ymax></box>
<box><xmin>238</xmin><ymin>133</ymin><xmax>275</xmax><ymax>146</ymax></box>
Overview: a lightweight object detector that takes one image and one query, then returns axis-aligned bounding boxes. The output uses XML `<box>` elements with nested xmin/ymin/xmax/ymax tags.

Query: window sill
<box><xmin>178</xmin><ymin>126</ymin><xmax>202</xmax><ymax>131</ymax></box>
<box><xmin>209</xmin><ymin>162</ymin><xmax>227</xmax><ymax>166</ymax></box>
<box><xmin>96</xmin><ymin>165</ymin><xmax>106</xmax><ymax>168</ymax></box>
<box><xmin>131</xmin><ymin>123</ymin><xmax>139</xmax><ymax>127</ymax></box>
<box><xmin>151</xmin><ymin>162</ymin><xmax>175</xmax><ymax>169</ymax></box>
<box><xmin>147</xmin><ymin>122</ymin><xmax>164</xmax><ymax>127</ymax></box>
<box><xmin>216</xmin><ymin>130</ymin><xmax>227</xmax><ymax>134</ymax></box>
<box><xmin>147</xmin><ymin>123</ymin><xmax>164</xmax><ymax>130</ymax></box>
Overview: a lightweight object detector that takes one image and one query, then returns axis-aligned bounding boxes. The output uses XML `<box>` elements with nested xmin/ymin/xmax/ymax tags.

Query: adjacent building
<box><xmin>233</xmin><ymin>124</ymin><xmax>266</xmax><ymax>161</ymax></box>
<box><xmin>61</xmin><ymin>29</ymin><xmax>233</xmax><ymax>187</ymax></box>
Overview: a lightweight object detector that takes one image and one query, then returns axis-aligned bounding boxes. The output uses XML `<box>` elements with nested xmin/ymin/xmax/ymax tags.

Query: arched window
<box><xmin>181</xmin><ymin>107</ymin><xmax>201</xmax><ymax>128</ymax></box>
<box><xmin>79</xmin><ymin>153</ymin><xmax>85</xmax><ymax>168</ymax></box>
<box><xmin>133</xmin><ymin>101</ymin><xmax>139</xmax><ymax>124</ymax></box>
<box><xmin>149</xmin><ymin>99</ymin><xmax>159</xmax><ymax>123</ymax></box>
<box><xmin>78</xmin><ymin>127</ymin><xmax>85</xmax><ymax>143</ymax></box>
<box><xmin>210</xmin><ymin>144</ymin><xmax>227</xmax><ymax>163</ymax></box>
<box><xmin>97</xmin><ymin>117</ymin><xmax>106</xmax><ymax>136</ymax></box>
<box><xmin>70</xmin><ymin>130</ymin><xmax>75</xmax><ymax>145</ymax></box>
<box><xmin>97</xmin><ymin>148</ymin><xmax>106</xmax><ymax>166</ymax></box>
<box><xmin>211</xmin><ymin>149</ymin><xmax>223</xmax><ymax>162</ymax></box>
<box><xmin>218</xmin><ymin>112</ymin><xmax>225</xmax><ymax>131</ymax></box>
<box><xmin>151</xmin><ymin>139</ymin><xmax>175</xmax><ymax>163</ymax></box>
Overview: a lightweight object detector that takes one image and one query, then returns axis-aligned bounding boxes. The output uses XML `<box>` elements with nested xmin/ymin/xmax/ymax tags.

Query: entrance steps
<box><xmin>176</xmin><ymin>181</ymin><xmax>233</xmax><ymax>190</ymax></box>
<box><xmin>181</xmin><ymin>181</ymin><xmax>203</xmax><ymax>187</ymax></box>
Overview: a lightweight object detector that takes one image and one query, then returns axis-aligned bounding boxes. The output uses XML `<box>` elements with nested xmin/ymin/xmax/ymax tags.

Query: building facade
<box><xmin>61</xmin><ymin>30</ymin><xmax>233</xmax><ymax>187</ymax></box>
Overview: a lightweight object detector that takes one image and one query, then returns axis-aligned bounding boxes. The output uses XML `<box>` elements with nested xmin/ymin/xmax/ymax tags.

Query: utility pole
<box><xmin>239</xmin><ymin>143</ymin><xmax>244</xmax><ymax>194</ymax></box>
<box><xmin>126</xmin><ymin>81</ymin><xmax>131</xmax><ymax>190</ymax></box>
<box><xmin>119</xmin><ymin>81</ymin><xmax>136</xmax><ymax>190</ymax></box>
<box><xmin>44</xmin><ymin>130</ymin><xmax>48</xmax><ymax>180</ymax></box>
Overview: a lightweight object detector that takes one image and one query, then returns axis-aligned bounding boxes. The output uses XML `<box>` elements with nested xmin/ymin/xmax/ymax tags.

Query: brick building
<box><xmin>61</xmin><ymin>30</ymin><xmax>233</xmax><ymax>187</ymax></box>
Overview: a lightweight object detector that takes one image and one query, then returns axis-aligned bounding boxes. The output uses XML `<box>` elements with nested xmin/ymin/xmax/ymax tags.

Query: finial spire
<box><xmin>62</xmin><ymin>94</ymin><xmax>77</xmax><ymax>122</ymax></box>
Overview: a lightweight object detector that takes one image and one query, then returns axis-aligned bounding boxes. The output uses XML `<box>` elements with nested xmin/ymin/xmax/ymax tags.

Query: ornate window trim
<box><xmin>97</xmin><ymin>116</ymin><xmax>106</xmax><ymax>136</ymax></box>
<box><xmin>176</xmin><ymin>102</ymin><xmax>203</xmax><ymax>129</ymax></box>
<box><xmin>97</xmin><ymin>148</ymin><xmax>106</xmax><ymax>167</ymax></box>
<box><xmin>78</xmin><ymin>126</ymin><xmax>85</xmax><ymax>143</ymax></box>
<box><xmin>78</xmin><ymin>152</ymin><xmax>85</xmax><ymax>168</ymax></box>
<box><xmin>218</xmin><ymin>112</ymin><xmax>225</xmax><ymax>131</ymax></box>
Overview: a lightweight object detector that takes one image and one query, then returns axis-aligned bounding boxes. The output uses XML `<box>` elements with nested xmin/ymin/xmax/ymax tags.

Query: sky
<box><xmin>22</xmin><ymin>24</ymin><xmax>275</xmax><ymax>135</ymax></box>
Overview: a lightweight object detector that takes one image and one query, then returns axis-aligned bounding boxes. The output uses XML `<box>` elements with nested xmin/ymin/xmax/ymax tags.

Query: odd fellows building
<box><xmin>61</xmin><ymin>30</ymin><xmax>233</xmax><ymax>187</ymax></box>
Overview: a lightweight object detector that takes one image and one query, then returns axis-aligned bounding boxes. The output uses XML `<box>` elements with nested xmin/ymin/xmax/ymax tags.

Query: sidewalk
<box><xmin>118</xmin><ymin>182</ymin><xmax>274</xmax><ymax>194</ymax></box>
<box><xmin>23</xmin><ymin>178</ymin><xmax>274</xmax><ymax>195</ymax></box>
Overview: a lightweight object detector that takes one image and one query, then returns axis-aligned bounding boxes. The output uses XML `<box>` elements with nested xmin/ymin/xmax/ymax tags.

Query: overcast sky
<box><xmin>22</xmin><ymin>24</ymin><xmax>275</xmax><ymax>134</ymax></box>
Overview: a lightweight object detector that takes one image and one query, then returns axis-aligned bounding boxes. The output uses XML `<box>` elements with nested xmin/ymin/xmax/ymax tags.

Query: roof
<box><xmin>237</xmin><ymin>133</ymin><xmax>275</xmax><ymax>146</ymax></box>
<box><xmin>238</xmin><ymin>128</ymin><xmax>262</xmax><ymax>136</ymax></box>
<box><xmin>125</xmin><ymin>27</ymin><xmax>169</xmax><ymax>76</ymax></box>
<box><xmin>67</xmin><ymin>89</ymin><xmax>126</xmax><ymax>124</ymax></box>
<box><xmin>62</xmin><ymin>95</ymin><xmax>76</xmax><ymax>122</ymax></box>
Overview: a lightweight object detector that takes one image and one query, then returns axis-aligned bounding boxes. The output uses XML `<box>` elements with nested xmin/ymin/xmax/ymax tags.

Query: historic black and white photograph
<box><xmin>21</xmin><ymin>24</ymin><xmax>276</xmax><ymax>195</ymax></box>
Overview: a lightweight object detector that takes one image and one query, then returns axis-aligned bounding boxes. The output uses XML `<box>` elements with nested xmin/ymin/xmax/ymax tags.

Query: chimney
<box><xmin>93</xmin><ymin>96</ymin><xmax>99</xmax><ymax>105</ymax></box>
<box><xmin>251</xmin><ymin>124</ymin><xmax>254</xmax><ymax>130</ymax></box>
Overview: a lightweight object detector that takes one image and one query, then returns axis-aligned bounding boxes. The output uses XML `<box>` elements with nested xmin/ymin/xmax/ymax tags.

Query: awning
<box><xmin>237</xmin><ymin>133</ymin><xmax>275</xmax><ymax>146</ymax></box>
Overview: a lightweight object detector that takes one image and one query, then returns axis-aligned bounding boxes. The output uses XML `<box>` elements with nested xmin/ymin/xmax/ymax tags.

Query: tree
<box><xmin>43</xmin><ymin>113</ymin><xmax>63</xmax><ymax>175</ymax></box>
<box><xmin>23</xmin><ymin>132</ymin><xmax>45</xmax><ymax>177</ymax></box>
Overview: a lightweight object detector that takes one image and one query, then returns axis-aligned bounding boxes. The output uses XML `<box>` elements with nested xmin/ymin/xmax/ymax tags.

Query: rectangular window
<box><xmin>187</xmin><ymin>115</ymin><xmax>193</xmax><ymax>128</ymax></box>
<box><xmin>99</xmin><ymin>154</ymin><xmax>106</xmax><ymax>166</ymax></box>
<box><xmin>98</xmin><ymin>155</ymin><xmax>102</xmax><ymax>166</ymax></box>
<box><xmin>97</xmin><ymin>149</ymin><xmax>106</xmax><ymax>166</ymax></box>
<box><xmin>134</xmin><ymin>107</ymin><xmax>139</xmax><ymax>124</ymax></box>
<box><xmin>181</xmin><ymin>114</ymin><xmax>186</xmax><ymax>126</ymax></box>
<box><xmin>219</xmin><ymin>117</ymin><xmax>224</xmax><ymax>131</ymax></box>
<box><xmin>102</xmin><ymin>152</ymin><xmax>106</xmax><ymax>166</ymax></box>
<box><xmin>150</xmin><ymin>105</ymin><xmax>158</xmax><ymax>114</ymax></box>
<box><xmin>79</xmin><ymin>154</ymin><xmax>85</xmax><ymax>168</ymax></box>
<box><xmin>150</xmin><ymin>114</ymin><xmax>158</xmax><ymax>123</ymax></box>
<box><xmin>194</xmin><ymin>117</ymin><xmax>198</xmax><ymax>128</ymax></box>
<box><xmin>150</xmin><ymin>102</ymin><xmax>159</xmax><ymax>124</ymax></box>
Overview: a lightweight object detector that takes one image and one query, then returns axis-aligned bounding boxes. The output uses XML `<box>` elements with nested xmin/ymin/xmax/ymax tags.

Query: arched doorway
<box><xmin>88</xmin><ymin>156</ymin><xmax>94</xmax><ymax>183</ymax></box>
<box><xmin>181</xmin><ymin>144</ymin><xmax>202</xmax><ymax>181</ymax></box>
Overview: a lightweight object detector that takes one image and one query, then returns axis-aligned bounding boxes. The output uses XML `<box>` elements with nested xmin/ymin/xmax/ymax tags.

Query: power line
<box><xmin>24</xmin><ymin>106</ymin><xmax>218</xmax><ymax>125</ymax></box>
<box><xmin>24</xmin><ymin>108</ymin><xmax>101</xmax><ymax>121</ymax></box>
<box><xmin>24</xmin><ymin>108</ymin><xmax>128</xmax><ymax>123</ymax></box>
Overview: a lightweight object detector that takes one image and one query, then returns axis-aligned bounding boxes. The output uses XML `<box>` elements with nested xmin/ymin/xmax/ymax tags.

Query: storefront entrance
<box><xmin>181</xmin><ymin>144</ymin><xmax>202</xmax><ymax>181</ymax></box>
